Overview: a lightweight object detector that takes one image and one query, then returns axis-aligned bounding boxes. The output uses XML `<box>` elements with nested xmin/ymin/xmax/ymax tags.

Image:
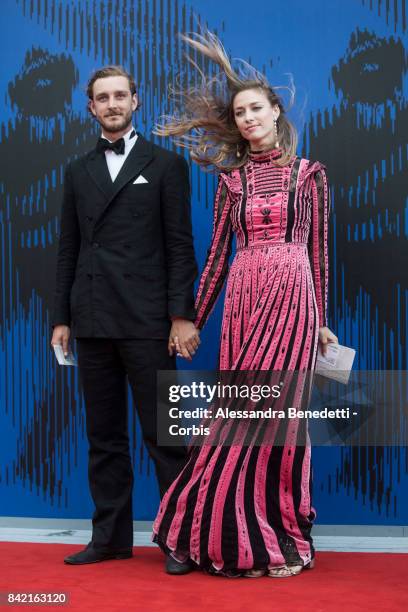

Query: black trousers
<box><xmin>76</xmin><ymin>338</ymin><xmax>187</xmax><ymax>551</ymax></box>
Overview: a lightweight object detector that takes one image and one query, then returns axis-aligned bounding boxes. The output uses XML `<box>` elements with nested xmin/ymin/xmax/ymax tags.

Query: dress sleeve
<box><xmin>194</xmin><ymin>174</ymin><xmax>233</xmax><ymax>330</ymax></box>
<box><xmin>307</xmin><ymin>164</ymin><xmax>330</xmax><ymax>328</ymax></box>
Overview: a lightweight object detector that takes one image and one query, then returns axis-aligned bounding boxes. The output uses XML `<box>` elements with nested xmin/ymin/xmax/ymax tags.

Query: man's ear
<box><xmin>131</xmin><ymin>93</ymin><xmax>138</xmax><ymax>111</ymax></box>
<box><xmin>88</xmin><ymin>99</ymin><xmax>97</xmax><ymax>117</ymax></box>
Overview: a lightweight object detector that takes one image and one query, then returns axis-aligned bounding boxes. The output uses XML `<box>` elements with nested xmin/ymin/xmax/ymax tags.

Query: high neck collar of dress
<box><xmin>249</xmin><ymin>146</ymin><xmax>283</xmax><ymax>162</ymax></box>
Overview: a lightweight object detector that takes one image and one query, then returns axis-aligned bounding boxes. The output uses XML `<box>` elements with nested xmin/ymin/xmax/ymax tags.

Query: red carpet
<box><xmin>0</xmin><ymin>543</ymin><xmax>407</xmax><ymax>611</ymax></box>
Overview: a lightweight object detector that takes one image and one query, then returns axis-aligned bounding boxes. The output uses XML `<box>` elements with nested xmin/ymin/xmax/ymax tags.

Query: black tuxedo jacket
<box><xmin>52</xmin><ymin>134</ymin><xmax>198</xmax><ymax>338</ymax></box>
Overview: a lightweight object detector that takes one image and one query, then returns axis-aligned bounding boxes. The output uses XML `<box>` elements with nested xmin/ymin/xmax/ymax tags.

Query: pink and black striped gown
<box><xmin>153</xmin><ymin>147</ymin><xmax>330</xmax><ymax>574</ymax></box>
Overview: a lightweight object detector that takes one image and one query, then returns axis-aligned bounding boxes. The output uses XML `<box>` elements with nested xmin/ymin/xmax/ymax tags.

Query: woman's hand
<box><xmin>168</xmin><ymin>318</ymin><xmax>200</xmax><ymax>361</ymax></box>
<box><xmin>318</xmin><ymin>326</ymin><xmax>338</xmax><ymax>356</ymax></box>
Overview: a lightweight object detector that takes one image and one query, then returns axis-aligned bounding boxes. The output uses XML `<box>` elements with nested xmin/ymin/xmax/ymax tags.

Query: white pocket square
<box><xmin>133</xmin><ymin>175</ymin><xmax>148</xmax><ymax>184</ymax></box>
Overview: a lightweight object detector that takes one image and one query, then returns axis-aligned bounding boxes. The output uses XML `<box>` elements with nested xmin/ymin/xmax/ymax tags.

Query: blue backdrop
<box><xmin>0</xmin><ymin>0</ymin><xmax>407</xmax><ymax>524</ymax></box>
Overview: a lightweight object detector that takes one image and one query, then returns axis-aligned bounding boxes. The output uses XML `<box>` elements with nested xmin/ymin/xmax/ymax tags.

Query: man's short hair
<box><xmin>87</xmin><ymin>65</ymin><xmax>137</xmax><ymax>99</ymax></box>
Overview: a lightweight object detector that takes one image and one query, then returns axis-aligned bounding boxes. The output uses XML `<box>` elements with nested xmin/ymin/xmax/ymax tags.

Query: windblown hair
<box><xmin>154</xmin><ymin>31</ymin><xmax>298</xmax><ymax>170</ymax></box>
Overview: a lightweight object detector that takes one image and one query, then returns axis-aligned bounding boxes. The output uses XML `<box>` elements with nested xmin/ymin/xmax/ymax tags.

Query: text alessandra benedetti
<box><xmin>168</xmin><ymin>407</ymin><xmax>352</xmax><ymax>420</ymax></box>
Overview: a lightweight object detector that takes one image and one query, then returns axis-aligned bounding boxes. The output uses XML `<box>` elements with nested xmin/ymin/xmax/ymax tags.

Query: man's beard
<box><xmin>99</xmin><ymin>109</ymin><xmax>133</xmax><ymax>134</ymax></box>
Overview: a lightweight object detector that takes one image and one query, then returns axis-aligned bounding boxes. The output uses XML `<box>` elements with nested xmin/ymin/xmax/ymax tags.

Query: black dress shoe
<box><xmin>165</xmin><ymin>554</ymin><xmax>195</xmax><ymax>575</ymax></box>
<box><xmin>64</xmin><ymin>543</ymin><xmax>133</xmax><ymax>565</ymax></box>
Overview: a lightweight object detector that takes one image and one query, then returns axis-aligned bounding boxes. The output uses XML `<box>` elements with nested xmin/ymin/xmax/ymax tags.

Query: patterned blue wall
<box><xmin>0</xmin><ymin>0</ymin><xmax>407</xmax><ymax>523</ymax></box>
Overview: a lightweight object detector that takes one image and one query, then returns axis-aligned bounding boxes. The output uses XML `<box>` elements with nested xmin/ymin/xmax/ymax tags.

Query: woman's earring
<box><xmin>274</xmin><ymin>117</ymin><xmax>280</xmax><ymax>148</ymax></box>
<box><xmin>236</xmin><ymin>143</ymin><xmax>241</xmax><ymax>158</ymax></box>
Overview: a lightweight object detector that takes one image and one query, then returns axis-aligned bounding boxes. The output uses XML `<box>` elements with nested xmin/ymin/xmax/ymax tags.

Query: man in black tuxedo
<box><xmin>51</xmin><ymin>66</ymin><xmax>199</xmax><ymax>573</ymax></box>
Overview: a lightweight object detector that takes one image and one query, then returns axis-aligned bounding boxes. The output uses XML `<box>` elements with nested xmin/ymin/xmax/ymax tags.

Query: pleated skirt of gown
<box><xmin>153</xmin><ymin>242</ymin><xmax>319</xmax><ymax>573</ymax></box>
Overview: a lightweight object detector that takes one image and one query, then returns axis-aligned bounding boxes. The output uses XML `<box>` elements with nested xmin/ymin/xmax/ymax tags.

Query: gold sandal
<box><xmin>268</xmin><ymin>558</ymin><xmax>315</xmax><ymax>578</ymax></box>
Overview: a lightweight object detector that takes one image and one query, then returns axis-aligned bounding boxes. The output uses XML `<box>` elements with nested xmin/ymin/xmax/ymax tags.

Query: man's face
<box><xmin>89</xmin><ymin>75</ymin><xmax>137</xmax><ymax>134</ymax></box>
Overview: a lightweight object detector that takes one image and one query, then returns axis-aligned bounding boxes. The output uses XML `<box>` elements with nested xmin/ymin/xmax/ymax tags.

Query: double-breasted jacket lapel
<box><xmin>85</xmin><ymin>147</ymin><xmax>113</xmax><ymax>201</ymax></box>
<box><xmin>85</xmin><ymin>134</ymin><xmax>154</xmax><ymax>226</ymax></box>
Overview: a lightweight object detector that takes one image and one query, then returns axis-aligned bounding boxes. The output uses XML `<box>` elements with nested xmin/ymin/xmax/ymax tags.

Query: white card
<box><xmin>133</xmin><ymin>175</ymin><xmax>148</xmax><ymax>184</ymax></box>
<box><xmin>53</xmin><ymin>344</ymin><xmax>78</xmax><ymax>367</ymax></box>
<box><xmin>315</xmin><ymin>343</ymin><xmax>356</xmax><ymax>384</ymax></box>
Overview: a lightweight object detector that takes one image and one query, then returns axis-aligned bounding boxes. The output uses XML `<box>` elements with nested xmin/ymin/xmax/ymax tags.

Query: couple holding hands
<box><xmin>52</xmin><ymin>31</ymin><xmax>337</xmax><ymax>578</ymax></box>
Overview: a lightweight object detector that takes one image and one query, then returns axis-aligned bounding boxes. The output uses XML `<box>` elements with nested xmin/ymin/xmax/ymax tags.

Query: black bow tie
<box><xmin>96</xmin><ymin>130</ymin><xmax>136</xmax><ymax>155</ymax></box>
<box><xmin>96</xmin><ymin>137</ymin><xmax>125</xmax><ymax>155</ymax></box>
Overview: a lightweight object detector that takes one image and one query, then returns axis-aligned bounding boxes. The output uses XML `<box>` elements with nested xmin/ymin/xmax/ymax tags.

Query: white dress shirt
<box><xmin>102</xmin><ymin>126</ymin><xmax>138</xmax><ymax>182</ymax></box>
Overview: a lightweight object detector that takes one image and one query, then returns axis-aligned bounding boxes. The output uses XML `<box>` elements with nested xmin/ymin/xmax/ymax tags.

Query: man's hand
<box><xmin>168</xmin><ymin>318</ymin><xmax>200</xmax><ymax>361</ymax></box>
<box><xmin>51</xmin><ymin>325</ymin><xmax>71</xmax><ymax>357</ymax></box>
<box><xmin>318</xmin><ymin>326</ymin><xmax>338</xmax><ymax>356</ymax></box>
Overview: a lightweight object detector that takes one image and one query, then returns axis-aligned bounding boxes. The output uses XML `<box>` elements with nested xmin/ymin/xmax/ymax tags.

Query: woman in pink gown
<box><xmin>153</xmin><ymin>31</ymin><xmax>338</xmax><ymax>577</ymax></box>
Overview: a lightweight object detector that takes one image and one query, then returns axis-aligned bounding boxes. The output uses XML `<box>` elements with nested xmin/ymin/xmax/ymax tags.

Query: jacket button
<box><xmin>92</xmin><ymin>242</ymin><xmax>100</xmax><ymax>249</ymax></box>
<box><xmin>87</xmin><ymin>273</ymin><xmax>93</xmax><ymax>279</ymax></box>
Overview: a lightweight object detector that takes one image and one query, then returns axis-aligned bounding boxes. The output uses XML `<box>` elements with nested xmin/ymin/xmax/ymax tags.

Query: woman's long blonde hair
<box><xmin>154</xmin><ymin>30</ymin><xmax>298</xmax><ymax>171</ymax></box>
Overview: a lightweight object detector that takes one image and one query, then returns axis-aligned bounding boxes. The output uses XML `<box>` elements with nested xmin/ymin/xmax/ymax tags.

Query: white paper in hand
<box><xmin>315</xmin><ymin>343</ymin><xmax>356</xmax><ymax>384</ymax></box>
<box><xmin>53</xmin><ymin>344</ymin><xmax>78</xmax><ymax>366</ymax></box>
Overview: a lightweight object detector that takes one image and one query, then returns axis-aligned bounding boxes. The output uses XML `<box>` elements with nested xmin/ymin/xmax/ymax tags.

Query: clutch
<box><xmin>315</xmin><ymin>343</ymin><xmax>356</xmax><ymax>384</ymax></box>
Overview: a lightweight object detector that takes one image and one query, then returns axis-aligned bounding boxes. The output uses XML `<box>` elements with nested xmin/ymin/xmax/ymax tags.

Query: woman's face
<box><xmin>233</xmin><ymin>88</ymin><xmax>280</xmax><ymax>150</ymax></box>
